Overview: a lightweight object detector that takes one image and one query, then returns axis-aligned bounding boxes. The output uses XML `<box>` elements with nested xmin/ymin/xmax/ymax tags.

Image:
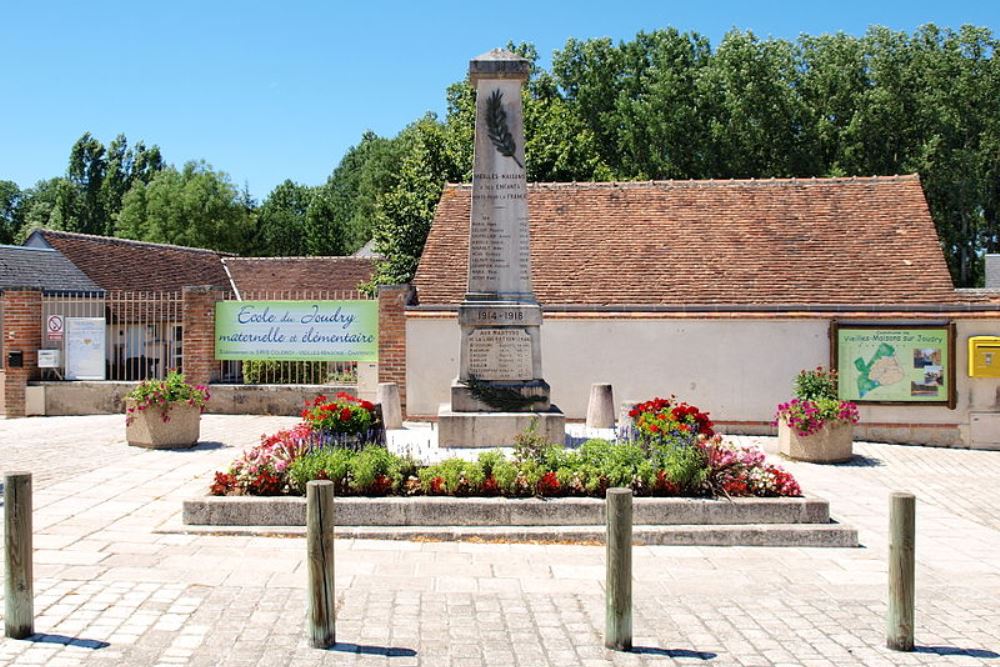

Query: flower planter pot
<box><xmin>125</xmin><ymin>399</ymin><xmax>201</xmax><ymax>449</ymax></box>
<box><xmin>778</xmin><ymin>417</ymin><xmax>853</xmax><ymax>463</ymax></box>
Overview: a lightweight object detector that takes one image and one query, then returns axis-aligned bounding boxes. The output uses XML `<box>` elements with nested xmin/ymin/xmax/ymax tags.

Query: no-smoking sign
<box><xmin>47</xmin><ymin>314</ymin><xmax>64</xmax><ymax>340</ymax></box>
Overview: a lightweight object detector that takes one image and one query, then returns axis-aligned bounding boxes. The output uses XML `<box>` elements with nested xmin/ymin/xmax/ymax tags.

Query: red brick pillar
<box><xmin>2</xmin><ymin>289</ymin><xmax>43</xmax><ymax>418</ymax></box>
<box><xmin>378</xmin><ymin>285</ymin><xmax>410</xmax><ymax>416</ymax></box>
<box><xmin>182</xmin><ymin>286</ymin><xmax>225</xmax><ymax>388</ymax></box>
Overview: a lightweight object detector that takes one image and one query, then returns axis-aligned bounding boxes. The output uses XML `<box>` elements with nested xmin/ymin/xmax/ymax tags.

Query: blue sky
<box><xmin>2</xmin><ymin>1</ymin><xmax>997</xmax><ymax>200</ymax></box>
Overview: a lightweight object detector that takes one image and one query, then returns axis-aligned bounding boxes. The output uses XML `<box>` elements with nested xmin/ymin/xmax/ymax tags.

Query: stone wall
<box><xmin>29</xmin><ymin>381</ymin><xmax>355</xmax><ymax>417</ymax></box>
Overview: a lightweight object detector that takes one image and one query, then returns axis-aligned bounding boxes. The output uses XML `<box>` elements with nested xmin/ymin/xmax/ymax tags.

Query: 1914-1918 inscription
<box><xmin>466</xmin><ymin>328</ymin><xmax>533</xmax><ymax>381</ymax></box>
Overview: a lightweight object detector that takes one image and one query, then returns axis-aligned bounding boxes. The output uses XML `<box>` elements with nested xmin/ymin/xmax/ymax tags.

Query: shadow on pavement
<box><xmin>329</xmin><ymin>643</ymin><xmax>417</xmax><ymax>657</ymax></box>
<box><xmin>830</xmin><ymin>453</ymin><xmax>884</xmax><ymax>467</ymax></box>
<box><xmin>631</xmin><ymin>647</ymin><xmax>718</xmax><ymax>659</ymax></box>
<box><xmin>915</xmin><ymin>645</ymin><xmax>1000</xmax><ymax>659</ymax></box>
<box><xmin>24</xmin><ymin>634</ymin><xmax>109</xmax><ymax>649</ymax></box>
<box><xmin>161</xmin><ymin>441</ymin><xmax>228</xmax><ymax>452</ymax></box>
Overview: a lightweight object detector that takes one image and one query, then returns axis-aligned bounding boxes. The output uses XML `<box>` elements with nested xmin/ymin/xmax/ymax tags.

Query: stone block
<box><xmin>377</xmin><ymin>382</ymin><xmax>403</xmax><ymax>429</ymax></box>
<box><xmin>405</xmin><ymin>498</ymin><xmax>510</xmax><ymax>526</ymax></box>
<box><xmin>450</xmin><ymin>379</ymin><xmax>550</xmax><ymax>412</ymax></box>
<box><xmin>437</xmin><ymin>404</ymin><xmax>565</xmax><ymax>448</ymax></box>
<box><xmin>585</xmin><ymin>383</ymin><xmax>615</xmax><ymax>429</ymax></box>
<box><xmin>126</xmin><ymin>400</ymin><xmax>200</xmax><ymax>449</ymax></box>
<box><xmin>778</xmin><ymin>418</ymin><xmax>853</xmax><ymax>463</ymax></box>
<box><xmin>507</xmin><ymin>498</ymin><xmax>600</xmax><ymax>526</ymax></box>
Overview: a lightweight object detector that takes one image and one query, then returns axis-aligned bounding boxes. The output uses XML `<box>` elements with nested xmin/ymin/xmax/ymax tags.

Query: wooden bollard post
<box><xmin>605</xmin><ymin>487</ymin><xmax>632</xmax><ymax>651</ymax></box>
<box><xmin>887</xmin><ymin>491</ymin><xmax>915</xmax><ymax>651</ymax></box>
<box><xmin>4</xmin><ymin>471</ymin><xmax>34</xmax><ymax>639</ymax></box>
<box><xmin>306</xmin><ymin>480</ymin><xmax>336</xmax><ymax>648</ymax></box>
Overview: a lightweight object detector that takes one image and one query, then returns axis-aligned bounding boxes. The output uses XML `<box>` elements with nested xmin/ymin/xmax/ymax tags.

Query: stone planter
<box><xmin>778</xmin><ymin>417</ymin><xmax>853</xmax><ymax>463</ymax></box>
<box><xmin>125</xmin><ymin>399</ymin><xmax>201</xmax><ymax>449</ymax></box>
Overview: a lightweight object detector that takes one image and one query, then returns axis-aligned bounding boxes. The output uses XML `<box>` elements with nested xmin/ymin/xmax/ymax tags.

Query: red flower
<box><xmin>339</xmin><ymin>407</ymin><xmax>352</xmax><ymax>422</ymax></box>
<box><xmin>481</xmin><ymin>476</ymin><xmax>500</xmax><ymax>496</ymax></box>
<box><xmin>210</xmin><ymin>471</ymin><xmax>235</xmax><ymax>496</ymax></box>
<box><xmin>429</xmin><ymin>476</ymin><xmax>445</xmax><ymax>494</ymax></box>
<box><xmin>536</xmin><ymin>472</ymin><xmax>561</xmax><ymax>496</ymax></box>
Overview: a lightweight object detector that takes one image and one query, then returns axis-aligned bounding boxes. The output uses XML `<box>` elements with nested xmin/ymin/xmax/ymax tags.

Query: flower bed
<box><xmin>211</xmin><ymin>396</ymin><xmax>800</xmax><ymax>499</ymax></box>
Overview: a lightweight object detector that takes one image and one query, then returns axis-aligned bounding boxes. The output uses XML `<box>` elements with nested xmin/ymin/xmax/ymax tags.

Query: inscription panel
<box><xmin>466</xmin><ymin>328</ymin><xmax>533</xmax><ymax>381</ymax></box>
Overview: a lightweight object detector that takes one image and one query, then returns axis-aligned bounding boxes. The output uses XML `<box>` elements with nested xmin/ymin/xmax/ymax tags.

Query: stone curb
<box><xmin>183</xmin><ymin>494</ymin><xmax>831</xmax><ymax>527</ymax></box>
<box><xmin>164</xmin><ymin>522</ymin><xmax>859</xmax><ymax>548</ymax></box>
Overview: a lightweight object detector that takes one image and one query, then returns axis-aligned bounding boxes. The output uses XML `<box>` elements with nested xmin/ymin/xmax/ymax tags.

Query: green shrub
<box><xmin>288</xmin><ymin>445</ymin><xmax>414</xmax><ymax>495</ymax></box>
<box><xmin>241</xmin><ymin>360</ymin><xmax>357</xmax><ymax>385</ymax></box>
<box><xmin>793</xmin><ymin>367</ymin><xmax>839</xmax><ymax>401</ymax></box>
<box><xmin>418</xmin><ymin>458</ymin><xmax>485</xmax><ymax>495</ymax></box>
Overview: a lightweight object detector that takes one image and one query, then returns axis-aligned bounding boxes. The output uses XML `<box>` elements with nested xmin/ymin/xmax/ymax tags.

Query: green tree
<box><xmin>255</xmin><ymin>180</ymin><xmax>315</xmax><ymax>256</ymax></box>
<box><xmin>369</xmin><ymin>115</ymin><xmax>459</xmax><ymax>287</ymax></box>
<box><xmin>0</xmin><ymin>180</ymin><xmax>23</xmax><ymax>244</ymax></box>
<box><xmin>15</xmin><ymin>178</ymin><xmax>79</xmax><ymax>237</ymax></box>
<box><xmin>116</xmin><ymin>161</ymin><xmax>254</xmax><ymax>253</ymax></box>
<box><xmin>306</xmin><ymin>131</ymin><xmax>403</xmax><ymax>256</ymax></box>
<box><xmin>101</xmin><ymin>134</ymin><xmax>163</xmax><ymax>234</ymax></box>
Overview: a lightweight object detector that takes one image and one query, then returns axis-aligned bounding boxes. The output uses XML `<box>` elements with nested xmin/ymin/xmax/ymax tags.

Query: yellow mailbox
<box><xmin>969</xmin><ymin>336</ymin><xmax>1000</xmax><ymax>377</ymax></box>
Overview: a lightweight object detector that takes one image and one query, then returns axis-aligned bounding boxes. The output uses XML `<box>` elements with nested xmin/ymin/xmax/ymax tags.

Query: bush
<box><xmin>288</xmin><ymin>445</ymin><xmax>416</xmax><ymax>495</ymax></box>
<box><xmin>793</xmin><ymin>366</ymin><xmax>839</xmax><ymax>401</ymax></box>
<box><xmin>241</xmin><ymin>360</ymin><xmax>356</xmax><ymax>385</ymax></box>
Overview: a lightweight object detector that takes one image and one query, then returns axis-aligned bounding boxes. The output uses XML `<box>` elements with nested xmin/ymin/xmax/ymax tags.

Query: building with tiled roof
<box><xmin>405</xmin><ymin>174</ymin><xmax>1000</xmax><ymax>448</ymax></box>
<box><xmin>415</xmin><ymin>175</ymin><xmax>965</xmax><ymax>308</ymax></box>
<box><xmin>222</xmin><ymin>256</ymin><xmax>375</xmax><ymax>297</ymax></box>
<box><xmin>0</xmin><ymin>245</ymin><xmax>103</xmax><ymax>294</ymax></box>
<box><xmin>25</xmin><ymin>230</ymin><xmax>232</xmax><ymax>292</ymax></box>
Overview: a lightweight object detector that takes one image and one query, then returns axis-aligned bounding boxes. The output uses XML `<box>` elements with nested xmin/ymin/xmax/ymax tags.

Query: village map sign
<box><xmin>833</xmin><ymin>322</ymin><xmax>955</xmax><ymax>405</ymax></box>
<box><xmin>215</xmin><ymin>300</ymin><xmax>378</xmax><ymax>362</ymax></box>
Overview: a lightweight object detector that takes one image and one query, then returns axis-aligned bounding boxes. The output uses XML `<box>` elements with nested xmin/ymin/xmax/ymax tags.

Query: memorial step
<box><xmin>167</xmin><ymin>522</ymin><xmax>858</xmax><ymax>548</ymax></box>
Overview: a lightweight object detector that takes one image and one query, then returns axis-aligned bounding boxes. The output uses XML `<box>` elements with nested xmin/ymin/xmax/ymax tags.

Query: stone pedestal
<box><xmin>439</xmin><ymin>48</ymin><xmax>564</xmax><ymax>448</ymax></box>
<box><xmin>438</xmin><ymin>404</ymin><xmax>565</xmax><ymax>448</ymax></box>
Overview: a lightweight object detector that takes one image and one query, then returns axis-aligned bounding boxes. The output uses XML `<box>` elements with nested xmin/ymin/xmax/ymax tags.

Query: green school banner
<box><xmin>835</xmin><ymin>325</ymin><xmax>951</xmax><ymax>403</ymax></box>
<box><xmin>215</xmin><ymin>300</ymin><xmax>378</xmax><ymax>361</ymax></box>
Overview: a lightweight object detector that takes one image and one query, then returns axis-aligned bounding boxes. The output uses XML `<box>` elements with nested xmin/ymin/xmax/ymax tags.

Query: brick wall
<box><xmin>182</xmin><ymin>286</ymin><xmax>225</xmax><ymax>387</ymax></box>
<box><xmin>2</xmin><ymin>289</ymin><xmax>43</xmax><ymax>417</ymax></box>
<box><xmin>378</xmin><ymin>284</ymin><xmax>411</xmax><ymax>416</ymax></box>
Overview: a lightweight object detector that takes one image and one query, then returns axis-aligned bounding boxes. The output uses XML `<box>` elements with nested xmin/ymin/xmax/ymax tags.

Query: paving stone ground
<box><xmin>0</xmin><ymin>415</ymin><xmax>998</xmax><ymax>666</ymax></box>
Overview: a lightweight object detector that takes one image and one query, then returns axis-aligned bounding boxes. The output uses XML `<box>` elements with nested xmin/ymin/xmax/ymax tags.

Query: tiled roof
<box><xmin>414</xmin><ymin>175</ymin><xmax>965</xmax><ymax>307</ymax></box>
<box><xmin>223</xmin><ymin>257</ymin><xmax>375</xmax><ymax>297</ymax></box>
<box><xmin>27</xmin><ymin>230</ymin><xmax>232</xmax><ymax>292</ymax></box>
<box><xmin>0</xmin><ymin>245</ymin><xmax>103</xmax><ymax>293</ymax></box>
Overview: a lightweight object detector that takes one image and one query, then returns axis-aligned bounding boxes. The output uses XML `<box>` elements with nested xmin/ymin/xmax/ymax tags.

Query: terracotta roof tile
<box><xmin>223</xmin><ymin>257</ymin><xmax>374</xmax><ymax>297</ymax></box>
<box><xmin>30</xmin><ymin>230</ymin><xmax>232</xmax><ymax>292</ymax></box>
<box><xmin>414</xmin><ymin>175</ymin><xmax>965</xmax><ymax>307</ymax></box>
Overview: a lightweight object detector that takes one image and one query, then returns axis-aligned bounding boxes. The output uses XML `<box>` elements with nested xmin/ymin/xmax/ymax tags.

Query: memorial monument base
<box><xmin>437</xmin><ymin>403</ymin><xmax>566</xmax><ymax>448</ymax></box>
<box><xmin>451</xmin><ymin>378</ymin><xmax>551</xmax><ymax>412</ymax></box>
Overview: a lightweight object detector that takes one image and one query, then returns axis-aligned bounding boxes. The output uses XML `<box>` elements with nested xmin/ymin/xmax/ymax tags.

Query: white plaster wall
<box><xmin>406</xmin><ymin>315</ymin><xmax>1000</xmax><ymax>443</ymax></box>
<box><xmin>407</xmin><ymin>316</ymin><xmax>829</xmax><ymax>420</ymax></box>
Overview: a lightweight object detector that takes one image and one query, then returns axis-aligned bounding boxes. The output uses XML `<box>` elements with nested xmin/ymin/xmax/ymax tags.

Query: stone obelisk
<box><xmin>438</xmin><ymin>49</ymin><xmax>565</xmax><ymax>448</ymax></box>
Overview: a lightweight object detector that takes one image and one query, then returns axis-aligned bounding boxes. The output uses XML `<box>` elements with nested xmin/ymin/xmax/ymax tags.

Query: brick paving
<box><xmin>0</xmin><ymin>415</ymin><xmax>998</xmax><ymax>666</ymax></box>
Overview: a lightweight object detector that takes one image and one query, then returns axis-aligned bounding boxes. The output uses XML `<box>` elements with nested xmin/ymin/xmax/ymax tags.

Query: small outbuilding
<box><xmin>407</xmin><ymin>174</ymin><xmax>1000</xmax><ymax>448</ymax></box>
